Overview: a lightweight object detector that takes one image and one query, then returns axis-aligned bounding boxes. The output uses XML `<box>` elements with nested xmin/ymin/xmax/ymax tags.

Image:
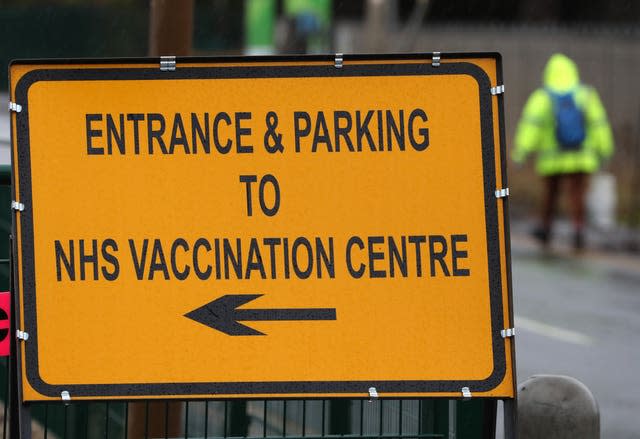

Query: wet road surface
<box><xmin>510</xmin><ymin>233</ymin><xmax>640</xmax><ymax>438</ymax></box>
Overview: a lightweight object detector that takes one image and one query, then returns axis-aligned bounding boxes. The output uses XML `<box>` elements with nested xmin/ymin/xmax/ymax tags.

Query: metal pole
<box><xmin>482</xmin><ymin>400</ymin><xmax>497</xmax><ymax>439</ymax></box>
<box><xmin>364</xmin><ymin>0</ymin><xmax>398</xmax><ymax>53</ymax></box>
<box><xmin>503</xmin><ymin>399</ymin><xmax>517</xmax><ymax>439</ymax></box>
<box><xmin>629</xmin><ymin>105</ymin><xmax>640</xmax><ymax>228</ymax></box>
<box><xmin>447</xmin><ymin>400</ymin><xmax>456</xmax><ymax>439</ymax></box>
<box><xmin>8</xmin><ymin>235</ymin><xmax>31</xmax><ymax>439</ymax></box>
<box><xmin>148</xmin><ymin>0</ymin><xmax>194</xmax><ymax>57</ymax></box>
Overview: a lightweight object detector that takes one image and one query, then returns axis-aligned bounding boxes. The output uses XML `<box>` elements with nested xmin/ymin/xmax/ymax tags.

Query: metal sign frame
<box><xmin>9</xmin><ymin>53</ymin><xmax>516</xmax><ymax>404</ymax></box>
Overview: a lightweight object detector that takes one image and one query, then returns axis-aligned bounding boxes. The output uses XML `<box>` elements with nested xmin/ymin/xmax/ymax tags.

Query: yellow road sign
<box><xmin>10</xmin><ymin>54</ymin><xmax>515</xmax><ymax>401</ymax></box>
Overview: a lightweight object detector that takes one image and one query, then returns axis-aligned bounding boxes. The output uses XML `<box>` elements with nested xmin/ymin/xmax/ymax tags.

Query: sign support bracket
<box><xmin>501</xmin><ymin>328</ymin><xmax>515</xmax><ymax>338</ymax></box>
<box><xmin>431</xmin><ymin>52</ymin><xmax>441</xmax><ymax>67</ymax></box>
<box><xmin>8</xmin><ymin>102</ymin><xmax>22</xmax><ymax>113</ymax></box>
<box><xmin>495</xmin><ymin>188</ymin><xmax>510</xmax><ymax>199</ymax></box>
<box><xmin>160</xmin><ymin>55</ymin><xmax>176</xmax><ymax>71</ymax></box>
<box><xmin>490</xmin><ymin>84</ymin><xmax>505</xmax><ymax>95</ymax></box>
<box><xmin>11</xmin><ymin>201</ymin><xmax>24</xmax><ymax>212</ymax></box>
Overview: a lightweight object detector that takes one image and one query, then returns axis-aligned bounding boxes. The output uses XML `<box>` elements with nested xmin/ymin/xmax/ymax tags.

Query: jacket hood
<box><xmin>543</xmin><ymin>53</ymin><xmax>580</xmax><ymax>93</ymax></box>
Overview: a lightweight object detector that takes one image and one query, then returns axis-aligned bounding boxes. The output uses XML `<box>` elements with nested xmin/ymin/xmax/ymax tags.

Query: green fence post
<box><xmin>328</xmin><ymin>399</ymin><xmax>351</xmax><ymax>435</ymax></box>
<box><xmin>228</xmin><ymin>401</ymin><xmax>249</xmax><ymax>437</ymax></box>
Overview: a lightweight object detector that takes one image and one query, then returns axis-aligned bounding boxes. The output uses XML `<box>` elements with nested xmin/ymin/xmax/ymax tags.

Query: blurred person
<box><xmin>512</xmin><ymin>53</ymin><xmax>614</xmax><ymax>250</ymax></box>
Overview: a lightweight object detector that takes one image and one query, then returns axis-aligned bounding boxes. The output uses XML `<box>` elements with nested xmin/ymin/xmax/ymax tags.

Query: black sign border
<box><xmin>13</xmin><ymin>57</ymin><xmax>508</xmax><ymax>399</ymax></box>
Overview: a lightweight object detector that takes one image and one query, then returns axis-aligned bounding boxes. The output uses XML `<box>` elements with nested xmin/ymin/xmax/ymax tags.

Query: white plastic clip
<box><xmin>8</xmin><ymin>101</ymin><xmax>22</xmax><ymax>113</ymax></box>
<box><xmin>16</xmin><ymin>330</ymin><xmax>29</xmax><ymax>341</ymax></box>
<box><xmin>432</xmin><ymin>52</ymin><xmax>441</xmax><ymax>67</ymax></box>
<box><xmin>160</xmin><ymin>56</ymin><xmax>176</xmax><ymax>71</ymax></box>
<box><xmin>11</xmin><ymin>201</ymin><xmax>25</xmax><ymax>212</ymax></box>
<box><xmin>461</xmin><ymin>387</ymin><xmax>472</xmax><ymax>399</ymax></box>
<box><xmin>491</xmin><ymin>84</ymin><xmax>505</xmax><ymax>95</ymax></box>
<box><xmin>368</xmin><ymin>387</ymin><xmax>378</xmax><ymax>402</ymax></box>
<box><xmin>501</xmin><ymin>328</ymin><xmax>516</xmax><ymax>338</ymax></box>
<box><xmin>334</xmin><ymin>53</ymin><xmax>343</xmax><ymax>69</ymax></box>
<box><xmin>495</xmin><ymin>188</ymin><xmax>509</xmax><ymax>199</ymax></box>
<box><xmin>61</xmin><ymin>391</ymin><xmax>71</xmax><ymax>403</ymax></box>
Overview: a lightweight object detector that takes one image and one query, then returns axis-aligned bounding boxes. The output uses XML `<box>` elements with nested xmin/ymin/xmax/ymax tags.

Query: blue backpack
<box><xmin>548</xmin><ymin>88</ymin><xmax>586</xmax><ymax>151</ymax></box>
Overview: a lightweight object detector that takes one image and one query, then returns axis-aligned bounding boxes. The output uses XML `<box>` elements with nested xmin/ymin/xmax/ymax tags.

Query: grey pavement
<box><xmin>506</xmin><ymin>220</ymin><xmax>640</xmax><ymax>439</ymax></box>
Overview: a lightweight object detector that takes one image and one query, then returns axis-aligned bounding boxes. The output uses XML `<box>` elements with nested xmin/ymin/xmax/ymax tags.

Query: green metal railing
<box><xmin>2</xmin><ymin>397</ymin><xmax>495</xmax><ymax>439</ymax></box>
<box><xmin>0</xmin><ymin>164</ymin><xmax>495</xmax><ymax>438</ymax></box>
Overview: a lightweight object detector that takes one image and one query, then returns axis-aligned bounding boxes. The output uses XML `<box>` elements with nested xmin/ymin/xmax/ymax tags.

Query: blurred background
<box><xmin>1</xmin><ymin>1</ymin><xmax>639</xmax><ymax>438</ymax></box>
<box><xmin>0</xmin><ymin>0</ymin><xmax>639</xmax><ymax>242</ymax></box>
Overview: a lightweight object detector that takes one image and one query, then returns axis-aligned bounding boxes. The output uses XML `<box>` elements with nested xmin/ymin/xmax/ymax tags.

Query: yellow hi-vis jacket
<box><xmin>512</xmin><ymin>53</ymin><xmax>614</xmax><ymax>176</ymax></box>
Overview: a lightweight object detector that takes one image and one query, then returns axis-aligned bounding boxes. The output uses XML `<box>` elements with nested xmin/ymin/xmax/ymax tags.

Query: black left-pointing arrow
<box><xmin>184</xmin><ymin>294</ymin><xmax>337</xmax><ymax>336</ymax></box>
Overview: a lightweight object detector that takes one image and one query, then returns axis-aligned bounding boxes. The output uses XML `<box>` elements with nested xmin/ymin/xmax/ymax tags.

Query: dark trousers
<box><xmin>541</xmin><ymin>172</ymin><xmax>588</xmax><ymax>235</ymax></box>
